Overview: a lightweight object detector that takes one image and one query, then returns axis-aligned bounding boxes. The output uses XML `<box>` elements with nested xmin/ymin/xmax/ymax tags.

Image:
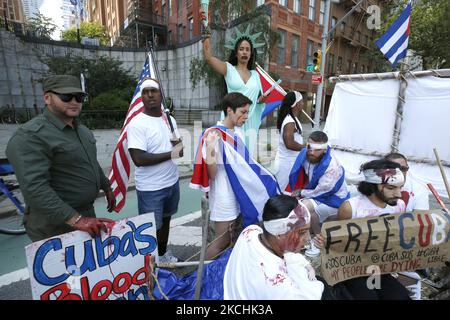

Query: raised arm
<box><xmin>201</xmin><ymin>10</ymin><xmax>227</xmax><ymax>76</ymax></box>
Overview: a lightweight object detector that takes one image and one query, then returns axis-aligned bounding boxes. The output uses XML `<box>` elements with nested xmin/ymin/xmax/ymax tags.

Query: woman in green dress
<box><xmin>201</xmin><ymin>14</ymin><xmax>267</xmax><ymax>156</ymax></box>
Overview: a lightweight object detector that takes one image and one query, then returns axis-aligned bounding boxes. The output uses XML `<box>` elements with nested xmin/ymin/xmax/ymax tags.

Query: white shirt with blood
<box><xmin>401</xmin><ymin>174</ymin><xmax>430</xmax><ymax>212</ymax></box>
<box><xmin>223</xmin><ymin>225</ymin><xmax>324</xmax><ymax>300</ymax></box>
<box><xmin>348</xmin><ymin>194</ymin><xmax>406</xmax><ymax>219</ymax></box>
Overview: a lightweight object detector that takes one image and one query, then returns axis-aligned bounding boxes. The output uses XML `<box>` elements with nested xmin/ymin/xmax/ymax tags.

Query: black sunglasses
<box><xmin>400</xmin><ymin>166</ymin><xmax>409</xmax><ymax>172</ymax></box>
<box><xmin>51</xmin><ymin>92</ymin><xmax>87</xmax><ymax>103</ymax></box>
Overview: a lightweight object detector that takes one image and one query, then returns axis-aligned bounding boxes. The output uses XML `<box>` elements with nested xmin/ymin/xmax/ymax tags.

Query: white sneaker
<box><xmin>406</xmin><ymin>281</ymin><xmax>421</xmax><ymax>300</ymax></box>
<box><xmin>400</xmin><ymin>271</ymin><xmax>422</xmax><ymax>300</ymax></box>
<box><xmin>305</xmin><ymin>242</ymin><xmax>321</xmax><ymax>257</ymax></box>
<box><xmin>159</xmin><ymin>250</ymin><xmax>178</xmax><ymax>264</ymax></box>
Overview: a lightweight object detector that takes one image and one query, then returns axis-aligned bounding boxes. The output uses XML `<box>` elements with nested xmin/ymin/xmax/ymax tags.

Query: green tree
<box><xmin>61</xmin><ymin>22</ymin><xmax>110</xmax><ymax>46</ymax></box>
<box><xmin>408</xmin><ymin>0</ymin><xmax>450</xmax><ymax>69</ymax></box>
<box><xmin>25</xmin><ymin>13</ymin><xmax>58</xmax><ymax>39</ymax></box>
<box><xmin>43</xmin><ymin>54</ymin><xmax>136</xmax><ymax>101</ymax></box>
<box><xmin>363</xmin><ymin>0</ymin><xmax>450</xmax><ymax>71</ymax></box>
<box><xmin>190</xmin><ymin>2</ymin><xmax>279</xmax><ymax>91</ymax></box>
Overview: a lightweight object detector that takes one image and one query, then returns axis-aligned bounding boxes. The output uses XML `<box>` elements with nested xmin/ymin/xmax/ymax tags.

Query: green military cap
<box><xmin>43</xmin><ymin>75</ymin><xmax>86</xmax><ymax>94</ymax></box>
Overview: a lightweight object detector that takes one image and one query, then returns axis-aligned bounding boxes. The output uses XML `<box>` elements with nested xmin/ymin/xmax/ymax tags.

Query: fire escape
<box><xmin>336</xmin><ymin>0</ymin><xmax>378</xmax><ymax>73</ymax></box>
<box><xmin>114</xmin><ymin>0</ymin><xmax>168</xmax><ymax>49</ymax></box>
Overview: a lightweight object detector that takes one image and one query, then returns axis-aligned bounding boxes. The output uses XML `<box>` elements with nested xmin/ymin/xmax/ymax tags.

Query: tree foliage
<box><xmin>61</xmin><ymin>22</ymin><xmax>110</xmax><ymax>46</ymax></box>
<box><xmin>25</xmin><ymin>13</ymin><xmax>58</xmax><ymax>39</ymax></box>
<box><xmin>364</xmin><ymin>0</ymin><xmax>450</xmax><ymax>70</ymax></box>
<box><xmin>190</xmin><ymin>2</ymin><xmax>279</xmax><ymax>91</ymax></box>
<box><xmin>43</xmin><ymin>54</ymin><xmax>136</xmax><ymax>101</ymax></box>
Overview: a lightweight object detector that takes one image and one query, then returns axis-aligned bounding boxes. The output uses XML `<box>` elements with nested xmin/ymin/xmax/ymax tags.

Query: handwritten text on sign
<box><xmin>320</xmin><ymin>210</ymin><xmax>450</xmax><ymax>285</ymax></box>
<box><xmin>25</xmin><ymin>214</ymin><xmax>157</xmax><ymax>300</ymax></box>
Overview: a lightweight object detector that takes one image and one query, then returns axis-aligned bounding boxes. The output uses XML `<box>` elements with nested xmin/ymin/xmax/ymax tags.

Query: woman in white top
<box><xmin>274</xmin><ymin>91</ymin><xmax>305</xmax><ymax>193</ymax></box>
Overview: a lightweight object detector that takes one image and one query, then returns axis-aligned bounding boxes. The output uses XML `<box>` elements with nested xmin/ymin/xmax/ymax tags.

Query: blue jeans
<box><xmin>136</xmin><ymin>180</ymin><xmax>180</xmax><ymax>230</ymax></box>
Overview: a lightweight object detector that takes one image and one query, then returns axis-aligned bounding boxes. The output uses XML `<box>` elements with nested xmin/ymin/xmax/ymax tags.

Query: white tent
<box><xmin>324</xmin><ymin>69</ymin><xmax>450</xmax><ymax>198</ymax></box>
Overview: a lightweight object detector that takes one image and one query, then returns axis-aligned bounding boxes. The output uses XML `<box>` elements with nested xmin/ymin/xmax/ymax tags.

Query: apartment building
<box><xmin>1</xmin><ymin>0</ymin><xmax>25</xmax><ymax>24</ymax></box>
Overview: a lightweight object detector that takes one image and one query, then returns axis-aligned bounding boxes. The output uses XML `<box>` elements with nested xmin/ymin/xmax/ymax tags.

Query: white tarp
<box><xmin>324</xmin><ymin>71</ymin><xmax>450</xmax><ymax>198</ymax></box>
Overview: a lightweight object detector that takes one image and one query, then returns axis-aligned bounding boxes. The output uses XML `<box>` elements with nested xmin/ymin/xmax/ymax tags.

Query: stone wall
<box><xmin>0</xmin><ymin>30</ymin><xmax>212</xmax><ymax>110</ymax></box>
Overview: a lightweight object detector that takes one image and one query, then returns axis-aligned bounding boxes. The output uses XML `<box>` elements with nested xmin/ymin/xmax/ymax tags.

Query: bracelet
<box><xmin>72</xmin><ymin>215</ymin><xmax>83</xmax><ymax>227</ymax></box>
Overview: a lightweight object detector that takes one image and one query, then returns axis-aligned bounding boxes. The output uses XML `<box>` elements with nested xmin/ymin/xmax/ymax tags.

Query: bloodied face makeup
<box><xmin>375</xmin><ymin>184</ymin><xmax>403</xmax><ymax>206</ymax></box>
<box><xmin>228</xmin><ymin>104</ymin><xmax>249</xmax><ymax>127</ymax></box>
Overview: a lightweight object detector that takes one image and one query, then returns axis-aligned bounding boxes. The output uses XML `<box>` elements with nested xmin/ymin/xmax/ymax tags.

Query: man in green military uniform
<box><xmin>6</xmin><ymin>75</ymin><xmax>116</xmax><ymax>242</ymax></box>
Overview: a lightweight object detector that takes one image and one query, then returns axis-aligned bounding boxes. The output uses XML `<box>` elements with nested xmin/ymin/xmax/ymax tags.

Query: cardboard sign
<box><xmin>25</xmin><ymin>213</ymin><xmax>157</xmax><ymax>300</ymax></box>
<box><xmin>320</xmin><ymin>210</ymin><xmax>450</xmax><ymax>285</ymax></box>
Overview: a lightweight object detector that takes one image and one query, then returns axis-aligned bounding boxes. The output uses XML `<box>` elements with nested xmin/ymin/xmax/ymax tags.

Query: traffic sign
<box><xmin>312</xmin><ymin>74</ymin><xmax>323</xmax><ymax>85</ymax></box>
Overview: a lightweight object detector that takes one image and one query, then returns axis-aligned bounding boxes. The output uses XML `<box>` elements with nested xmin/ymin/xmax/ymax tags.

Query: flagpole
<box><xmin>148</xmin><ymin>41</ymin><xmax>176</xmax><ymax>135</ymax></box>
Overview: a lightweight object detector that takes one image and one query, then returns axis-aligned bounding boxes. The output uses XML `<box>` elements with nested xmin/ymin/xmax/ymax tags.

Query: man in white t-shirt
<box><xmin>316</xmin><ymin>159</ymin><xmax>411</xmax><ymax>300</ymax></box>
<box><xmin>224</xmin><ymin>195</ymin><xmax>326</xmax><ymax>300</ymax></box>
<box><xmin>127</xmin><ymin>78</ymin><xmax>184</xmax><ymax>264</ymax></box>
<box><xmin>384</xmin><ymin>152</ymin><xmax>429</xmax><ymax>212</ymax></box>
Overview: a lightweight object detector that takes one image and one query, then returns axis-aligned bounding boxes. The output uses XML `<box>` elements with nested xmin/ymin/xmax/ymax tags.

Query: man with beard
<box><xmin>289</xmin><ymin>131</ymin><xmax>349</xmax><ymax>256</ymax></box>
<box><xmin>315</xmin><ymin>159</ymin><xmax>411</xmax><ymax>299</ymax></box>
<box><xmin>6</xmin><ymin>75</ymin><xmax>115</xmax><ymax>241</ymax></box>
<box><xmin>127</xmin><ymin>77</ymin><xmax>184</xmax><ymax>264</ymax></box>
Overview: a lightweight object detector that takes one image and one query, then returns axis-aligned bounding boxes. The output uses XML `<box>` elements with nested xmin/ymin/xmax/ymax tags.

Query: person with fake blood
<box><xmin>223</xmin><ymin>195</ymin><xmax>333</xmax><ymax>300</ymax></box>
<box><xmin>288</xmin><ymin>131</ymin><xmax>350</xmax><ymax>256</ymax></box>
<box><xmin>315</xmin><ymin>159</ymin><xmax>411</xmax><ymax>300</ymax></box>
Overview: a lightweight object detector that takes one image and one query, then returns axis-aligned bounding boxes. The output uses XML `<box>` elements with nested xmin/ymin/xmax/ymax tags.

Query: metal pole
<box><xmin>194</xmin><ymin>196</ymin><xmax>211</xmax><ymax>300</ymax></box>
<box><xmin>313</xmin><ymin>0</ymin><xmax>331</xmax><ymax>127</ymax></box>
<box><xmin>148</xmin><ymin>42</ymin><xmax>176</xmax><ymax>134</ymax></box>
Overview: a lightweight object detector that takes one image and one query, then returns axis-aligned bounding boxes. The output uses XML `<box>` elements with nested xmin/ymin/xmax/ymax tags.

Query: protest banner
<box><xmin>25</xmin><ymin>213</ymin><xmax>157</xmax><ymax>300</ymax></box>
<box><xmin>320</xmin><ymin>210</ymin><xmax>450</xmax><ymax>285</ymax></box>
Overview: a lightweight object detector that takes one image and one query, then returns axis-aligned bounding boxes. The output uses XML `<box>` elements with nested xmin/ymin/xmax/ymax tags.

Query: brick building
<box><xmin>87</xmin><ymin>0</ymin><xmax>383</xmax><ymax>118</ymax></box>
<box><xmin>0</xmin><ymin>0</ymin><xmax>25</xmax><ymax>25</ymax></box>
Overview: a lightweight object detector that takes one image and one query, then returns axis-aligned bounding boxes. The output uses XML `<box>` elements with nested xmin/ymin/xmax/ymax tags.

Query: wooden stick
<box><xmin>427</xmin><ymin>183</ymin><xmax>448</xmax><ymax>211</ymax></box>
<box><xmin>194</xmin><ymin>196</ymin><xmax>211</xmax><ymax>300</ymax></box>
<box><xmin>302</xmin><ymin>109</ymin><xmax>316</xmax><ymax>125</ymax></box>
<box><xmin>433</xmin><ymin>148</ymin><xmax>450</xmax><ymax>199</ymax></box>
<box><xmin>158</xmin><ymin>260</ymin><xmax>213</xmax><ymax>269</ymax></box>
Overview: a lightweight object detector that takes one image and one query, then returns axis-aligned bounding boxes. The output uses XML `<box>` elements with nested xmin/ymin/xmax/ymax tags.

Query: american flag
<box><xmin>109</xmin><ymin>53</ymin><xmax>164</xmax><ymax>212</ymax></box>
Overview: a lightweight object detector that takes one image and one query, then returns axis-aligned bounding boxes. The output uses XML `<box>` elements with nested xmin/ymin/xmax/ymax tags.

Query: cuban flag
<box><xmin>255</xmin><ymin>63</ymin><xmax>286</xmax><ymax>120</ymax></box>
<box><xmin>190</xmin><ymin>126</ymin><xmax>281</xmax><ymax>227</ymax></box>
<box><xmin>375</xmin><ymin>1</ymin><xmax>412</xmax><ymax>68</ymax></box>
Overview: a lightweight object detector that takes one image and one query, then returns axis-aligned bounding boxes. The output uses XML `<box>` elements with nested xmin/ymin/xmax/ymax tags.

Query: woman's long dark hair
<box><xmin>227</xmin><ymin>37</ymin><xmax>257</xmax><ymax>70</ymax></box>
<box><xmin>277</xmin><ymin>91</ymin><xmax>302</xmax><ymax>134</ymax></box>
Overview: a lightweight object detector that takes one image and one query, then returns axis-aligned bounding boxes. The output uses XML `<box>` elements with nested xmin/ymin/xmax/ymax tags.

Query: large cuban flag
<box><xmin>190</xmin><ymin>126</ymin><xmax>281</xmax><ymax>227</ymax></box>
<box><xmin>255</xmin><ymin>63</ymin><xmax>286</xmax><ymax>120</ymax></box>
<box><xmin>375</xmin><ymin>1</ymin><xmax>412</xmax><ymax>68</ymax></box>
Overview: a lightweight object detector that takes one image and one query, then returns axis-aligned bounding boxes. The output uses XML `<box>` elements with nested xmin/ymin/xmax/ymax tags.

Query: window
<box><xmin>279</xmin><ymin>0</ymin><xmax>287</xmax><ymax>6</ymax></box>
<box><xmin>277</xmin><ymin>29</ymin><xmax>286</xmax><ymax>65</ymax></box>
<box><xmin>340</xmin><ymin>21</ymin><xmax>346</xmax><ymax>33</ymax></box>
<box><xmin>189</xmin><ymin>17</ymin><xmax>193</xmax><ymax>40</ymax></box>
<box><xmin>308</xmin><ymin>0</ymin><xmax>316</xmax><ymax>21</ymax></box>
<box><xmin>169</xmin><ymin>0</ymin><xmax>172</xmax><ymax>16</ymax></box>
<box><xmin>331</xmin><ymin>17</ymin><xmax>337</xmax><ymax>28</ymax></box>
<box><xmin>356</xmin><ymin>31</ymin><xmax>361</xmax><ymax>42</ymax></box>
<box><xmin>257</xmin><ymin>0</ymin><xmax>265</xmax><ymax>6</ymax></box>
<box><xmin>178</xmin><ymin>24</ymin><xmax>183</xmax><ymax>43</ymax></box>
<box><xmin>294</xmin><ymin>0</ymin><xmax>301</xmax><ymax>14</ymax></box>
<box><xmin>328</xmin><ymin>54</ymin><xmax>334</xmax><ymax>74</ymax></box>
<box><xmin>307</xmin><ymin>40</ymin><xmax>314</xmax><ymax>65</ymax></box>
<box><xmin>291</xmin><ymin>35</ymin><xmax>300</xmax><ymax>67</ymax></box>
<box><xmin>178</xmin><ymin>0</ymin><xmax>182</xmax><ymax>14</ymax></box>
<box><xmin>347</xmin><ymin>60</ymin><xmax>351</xmax><ymax>73</ymax></box>
<box><xmin>319</xmin><ymin>0</ymin><xmax>325</xmax><ymax>25</ymax></box>
<box><xmin>162</xmin><ymin>3</ymin><xmax>166</xmax><ymax>16</ymax></box>
<box><xmin>337</xmin><ymin>57</ymin><xmax>343</xmax><ymax>72</ymax></box>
